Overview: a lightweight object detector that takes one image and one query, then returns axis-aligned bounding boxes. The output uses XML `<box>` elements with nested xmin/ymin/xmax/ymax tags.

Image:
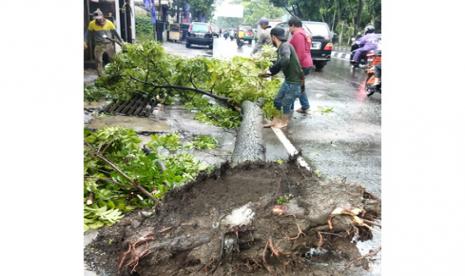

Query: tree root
<box><xmin>317</xmin><ymin>231</ymin><xmax>324</xmax><ymax>248</ymax></box>
<box><xmin>286</xmin><ymin>217</ymin><xmax>306</xmax><ymax>241</ymax></box>
<box><xmin>118</xmin><ymin>233</ymin><xmax>156</xmax><ymax>273</ymax></box>
<box><xmin>344</xmin><ymin>246</ymin><xmax>381</xmax><ymax>271</ymax></box>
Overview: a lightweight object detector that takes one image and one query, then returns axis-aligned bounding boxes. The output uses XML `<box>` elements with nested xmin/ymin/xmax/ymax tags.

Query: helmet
<box><xmin>364</xmin><ymin>25</ymin><xmax>375</xmax><ymax>34</ymax></box>
<box><xmin>258</xmin><ymin>18</ymin><xmax>269</xmax><ymax>26</ymax></box>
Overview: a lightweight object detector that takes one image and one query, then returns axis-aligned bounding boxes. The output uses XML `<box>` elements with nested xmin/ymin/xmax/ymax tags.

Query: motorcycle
<box><xmin>223</xmin><ymin>32</ymin><xmax>229</xmax><ymax>40</ymax></box>
<box><xmin>236</xmin><ymin>37</ymin><xmax>245</xmax><ymax>48</ymax></box>
<box><xmin>350</xmin><ymin>33</ymin><xmax>380</xmax><ymax>71</ymax></box>
<box><xmin>364</xmin><ymin>49</ymin><xmax>381</xmax><ymax>96</ymax></box>
<box><xmin>350</xmin><ymin>41</ymin><xmax>370</xmax><ymax>70</ymax></box>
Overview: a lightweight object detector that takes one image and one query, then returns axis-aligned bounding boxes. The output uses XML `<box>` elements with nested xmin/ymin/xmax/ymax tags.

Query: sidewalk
<box><xmin>84</xmin><ymin>69</ymin><xmax>98</xmax><ymax>86</ymax></box>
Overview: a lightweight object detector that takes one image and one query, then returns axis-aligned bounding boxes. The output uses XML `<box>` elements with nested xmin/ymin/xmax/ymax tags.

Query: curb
<box><xmin>271</xmin><ymin>127</ymin><xmax>312</xmax><ymax>172</ymax></box>
<box><xmin>331</xmin><ymin>51</ymin><xmax>351</xmax><ymax>61</ymax></box>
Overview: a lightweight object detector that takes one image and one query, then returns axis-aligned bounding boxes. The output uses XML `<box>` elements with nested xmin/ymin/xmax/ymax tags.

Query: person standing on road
<box><xmin>252</xmin><ymin>18</ymin><xmax>272</xmax><ymax>54</ymax></box>
<box><xmin>260</xmin><ymin>27</ymin><xmax>304</xmax><ymax>129</ymax></box>
<box><xmin>84</xmin><ymin>9</ymin><xmax>124</xmax><ymax>76</ymax></box>
<box><xmin>288</xmin><ymin>17</ymin><xmax>313</xmax><ymax>114</ymax></box>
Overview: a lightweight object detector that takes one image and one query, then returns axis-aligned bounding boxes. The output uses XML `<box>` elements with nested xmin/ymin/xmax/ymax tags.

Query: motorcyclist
<box><xmin>229</xmin><ymin>29</ymin><xmax>235</xmax><ymax>40</ymax></box>
<box><xmin>373</xmin><ymin>40</ymin><xmax>382</xmax><ymax>86</ymax></box>
<box><xmin>351</xmin><ymin>25</ymin><xmax>379</xmax><ymax>67</ymax></box>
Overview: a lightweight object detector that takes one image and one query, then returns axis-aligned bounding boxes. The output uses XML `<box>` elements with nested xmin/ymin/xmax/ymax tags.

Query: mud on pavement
<box><xmin>85</xmin><ymin>161</ymin><xmax>380</xmax><ymax>276</ymax></box>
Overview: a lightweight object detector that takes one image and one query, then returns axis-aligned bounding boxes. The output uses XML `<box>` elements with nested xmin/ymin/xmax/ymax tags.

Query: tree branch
<box><xmin>129</xmin><ymin>76</ymin><xmax>236</xmax><ymax>108</ymax></box>
<box><xmin>189</xmin><ymin>71</ymin><xmax>199</xmax><ymax>90</ymax></box>
<box><xmin>284</xmin><ymin>6</ymin><xmax>295</xmax><ymax>17</ymax></box>
<box><xmin>85</xmin><ymin>142</ymin><xmax>156</xmax><ymax>200</ymax></box>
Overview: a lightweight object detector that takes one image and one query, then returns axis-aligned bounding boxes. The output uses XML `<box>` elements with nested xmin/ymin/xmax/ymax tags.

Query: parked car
<box><xmin>186</xmin><ymin>22</ymin><xmax>214</xmax><ymax>49</ymax></box>
<box><xmin>275</xmin><ymin>21</ymin><xmax>333</xmax><ymax>71</ymax></box>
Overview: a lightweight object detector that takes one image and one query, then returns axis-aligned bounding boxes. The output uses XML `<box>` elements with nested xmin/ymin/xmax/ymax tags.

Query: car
<box><xmin>210</xmin><ymin>23</ymin><xmax>220</xmax><ymax>38</ymax></box>
<box><xmin>186</xmin><ymin>22</ymin><xmax>214</xmax><ymax>49</ymax></box>
<box><xmin>275</xmin><ymin>21</ymin><xmax>333</xmax><ymax>71</ymax></box>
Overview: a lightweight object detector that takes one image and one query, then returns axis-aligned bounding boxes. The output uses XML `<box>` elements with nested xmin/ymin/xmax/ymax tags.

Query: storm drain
<box><xmin>102</xmin><ymin>94</ymin><xmax>157</xmax><ymax>117</ymax></box>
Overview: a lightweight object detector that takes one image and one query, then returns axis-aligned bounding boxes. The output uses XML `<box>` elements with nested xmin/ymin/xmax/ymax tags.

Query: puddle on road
<box><xmin>87</xmin><ymin>115</ymin><xmax>171</xmax><ymax>133</ymax></box>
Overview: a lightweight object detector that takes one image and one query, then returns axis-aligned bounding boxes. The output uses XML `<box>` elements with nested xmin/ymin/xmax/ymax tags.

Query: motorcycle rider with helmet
<box><xmin>351</xmin><ymin>25</ymin><xmax>379</xmax><ymax>67</ymax></box>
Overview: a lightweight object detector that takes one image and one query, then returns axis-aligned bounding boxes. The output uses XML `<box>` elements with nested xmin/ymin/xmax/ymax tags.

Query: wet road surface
<box><xmin>162</xmin><ymin>38</ymin><xmax>381</xmax><ymax>197</ymax></box>
<box><xmin>290</xmin><ymin>60</ymin><xmax>381</xmax><ymax>197</ymax></box>
<box><xmin>163</xmin><ymin>36</ymin><xmax>255</xmax><ymax>60</ymax></box>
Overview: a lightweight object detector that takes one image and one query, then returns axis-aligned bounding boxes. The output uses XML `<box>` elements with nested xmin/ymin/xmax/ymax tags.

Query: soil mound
<box><xmin>85</xmin><ymin>161</ymin><xmax>380</xmax><ymax>275</ymax></box>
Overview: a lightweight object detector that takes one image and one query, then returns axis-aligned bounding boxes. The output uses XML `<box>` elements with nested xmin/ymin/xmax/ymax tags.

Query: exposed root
<box><xmin>85</xmin><ymin>162</ymin><xmax>382</xmax><ymax>275</ymax></box>
<box><xmin>118</xmin><ymin>233</ymin><xmax>155</xmax><ymax>273</ymax></box>
<box><xmin>261</xmin><ymin>240</ymin><xmax>273</xmax><ymax>273</ymax></box>
<box><xmin>317</xmin><ymin>231</ymin><xmax>324</xmax><ymax>248</ymax></box>
<box><xmin>363</xmin><ymin>219</ymin><xmax>382</xmax><ymax>228</ymax></box>
<box><xmin>344</xmin><ymin>246</ymin><xmax>381</xmax><ymax>271</ymax></box>
<box><xmin>319</xmin><ymin>231</ymin><xmax>345</xmax><ymax>238</ymax></box>
<box><xmin>327</xmin><ymin>207</ymin><xmax>375</xmax><ymax>231</ymax></box>
<box><xmin>268</xmin><ymin>238</ymin><xmax>281</xmax><ymax>257</ymax></box>
<box><xmin>286</xmin><ymin>215</ymin><xmax>306</xmax><ymax>241</ymax></box>
<box><xmin>158</xmin><ymin>226</ymin><xmax>173</xmax><ymax>234</ymax></box>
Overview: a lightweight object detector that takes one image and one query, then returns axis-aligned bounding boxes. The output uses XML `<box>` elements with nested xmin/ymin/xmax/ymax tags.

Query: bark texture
<box><xmin>231</xmin><ymin>101</ymin><xmax>265</xmax><ymax>166</ymax></box>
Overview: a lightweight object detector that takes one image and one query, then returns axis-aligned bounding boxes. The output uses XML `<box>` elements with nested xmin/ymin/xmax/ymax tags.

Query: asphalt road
<box><xmin>163</xmin><ymin>38</ymin><xmax>381</xmax><ymax>197</ymax></box>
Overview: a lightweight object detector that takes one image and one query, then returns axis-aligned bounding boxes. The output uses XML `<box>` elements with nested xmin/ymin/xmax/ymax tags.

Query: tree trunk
<box><xmin>339</xmin><ymin>21</ymin><xmax>344</xmax><ymax>45</ymax></box>
<box><xmin>355</xmin><ymin>0</ymin><xmax>363</xmax><ymax>35</ymax></box>
<box><xmin>231</xmin><ymin>101</ymin><xmax>265</xmax><ymax>166</ymax></box>
<box><xmin>332</xmin><ymin>8</ymin><xmax>337</xmax><ymax>31</ymax></box>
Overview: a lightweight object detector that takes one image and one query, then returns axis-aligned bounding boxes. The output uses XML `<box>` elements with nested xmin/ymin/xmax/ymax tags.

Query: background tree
<box><xmin>171</xmin><ymin>0</ymin><xmax>216</xmax><ymax>22</ymax></box>
<box><xmin>214</xmin><ymin>16</ymin><xmax>243</xmax><ymax>29</ymax></box>
<box><xmin>269</xmin><ymin>0</ymin><xmax>381</xmax><ymax>45</ymax></box>
<box><xmin>189</xmin><ymin>0</ymin><xmax>215</xmax><ymax>21</ymax></box>
<box><xmin>242</xmin><ymin>0</ymin><xmax>285</xmax><ymax>26</ymax></box>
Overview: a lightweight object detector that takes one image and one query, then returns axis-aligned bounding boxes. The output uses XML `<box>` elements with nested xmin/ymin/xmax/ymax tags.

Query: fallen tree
<box><xmin>85</xmin><ymin>105</ymin><xmax>381</xmax><ymax>275</ymax></box>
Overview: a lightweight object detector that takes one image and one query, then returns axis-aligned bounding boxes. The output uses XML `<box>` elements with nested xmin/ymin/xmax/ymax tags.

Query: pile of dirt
<box><xmin>85</xmin><ymin>161</ymin><xmax>380</xmax><ymax>275</ymax></box>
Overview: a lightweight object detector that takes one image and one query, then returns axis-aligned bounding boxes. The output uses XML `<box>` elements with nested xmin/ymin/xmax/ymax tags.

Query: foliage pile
<box><xmin>92</xmin><ymin>41</ymin><xmax>281</xmax><ymax>126</ymax></box>
<box><xmin>84</xmin><ymin>85</ymin><xmax>113</xmax><ymax>102</ymax></box>
<box><xmin>190</xmin><ymin>135</ymin><xmax>218</xmax><ymax>150</ymax></box>
<box><xmin>183</xmin><ymin>95</ymin><xmax>242</xmax><ymax>129</ymax></box>
<box><xmin>84</xmin><ymin>127</ymin><xmax>216</xmax><ymax>231</ymax></box>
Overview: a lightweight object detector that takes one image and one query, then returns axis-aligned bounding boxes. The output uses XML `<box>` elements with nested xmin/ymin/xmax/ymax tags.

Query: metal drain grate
<box><xmin>102</xmin><ymin>94</ymin><xmax>156</xmax><ymax>117</ymax></box>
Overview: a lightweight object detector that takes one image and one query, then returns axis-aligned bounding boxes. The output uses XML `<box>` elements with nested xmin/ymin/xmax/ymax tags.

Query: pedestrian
<box><xmin>288</xmin><ymin>17</ymin><xmax>313</xmax><ymax>114</ymax></box>
<box><xmin>260</xmin><ymin>27</ymin><xmax>304</xmax><ymax>129</ymax></box>
<box><xmin>84</xmin><ymin>9</ymin><xmax>124</xmax><ymax>76</ymax></box>
<box><xmin>252</xmin><ymin>18</ymin><xmax>272</xmax><ymax>54</ymax></box>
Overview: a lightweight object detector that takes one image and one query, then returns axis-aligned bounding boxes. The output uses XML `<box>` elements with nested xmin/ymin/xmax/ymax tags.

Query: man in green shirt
<box><xmin>260</xmin><ymin>27</ymin><xmax>304</xmax><ymax>128</ymax></box>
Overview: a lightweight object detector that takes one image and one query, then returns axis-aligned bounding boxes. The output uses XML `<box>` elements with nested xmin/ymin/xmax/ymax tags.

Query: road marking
<box><xmin>271</xmin><ymin>127</ymin><xmax>312</xmax><ymax>172</ymax></box>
